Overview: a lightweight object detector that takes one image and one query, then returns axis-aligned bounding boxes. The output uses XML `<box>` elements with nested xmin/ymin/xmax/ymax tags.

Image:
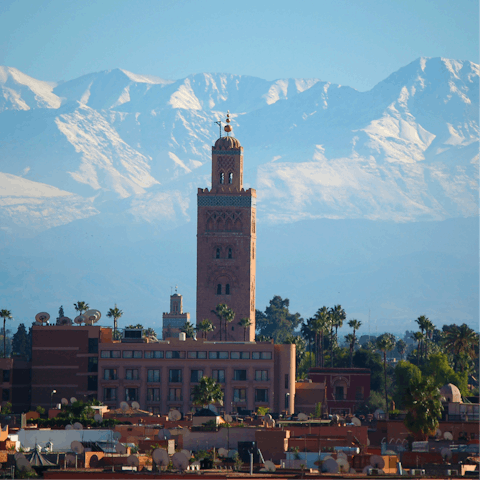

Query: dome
<box><xmin>440</xmin><ymin>383</ymin><xmax>462</xmax><ymax>403</ymax></box>
<box><xmin>214</xmin><ymin>136</ymin><xmax>241</xmax><ymax>150</ymax></box>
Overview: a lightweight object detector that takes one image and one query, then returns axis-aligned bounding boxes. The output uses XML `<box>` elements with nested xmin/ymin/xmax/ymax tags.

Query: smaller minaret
<box><xmin>162</xmin><ymin>287</ymin><xmax>190</xmax><ymax>339</ymax></box>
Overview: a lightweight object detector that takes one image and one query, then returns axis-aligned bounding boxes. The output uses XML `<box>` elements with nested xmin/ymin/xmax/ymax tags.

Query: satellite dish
<box><xmin>74</xmin><ymin>315</ymin><xmax>85</xmax><ymax>325</ymax></box>
<box><xmin>441</xmin><ymin>448</ymin><xmax>453</xmax><ymax>460</ymax></box>
<box><xmin>152</xmin><ymin>448</ymin><xmax>169</xmax><ymax>466</ymax></box>
<box><xmin>65</xmin><ymin>424</ymin><xmax>73</xmax><ymax>430</ymax></box>
<box><xmin>113</xmin><ymin>431</ymin><xmax>122</xmax><ymax>440</ymax></box>
<box><xmin>337</xmin><ymin>451</ymin><xmax>348</xmax><ymax>460</ymax></box>
<box><xmin>132</xmin><ymin>401</ymin><xmax>140</xmax><ymax>410</ymax></box>
<box><xmin>224</xmin><ymin>414</ymin><xmax>233</xmax><ymax>423</ymax></box>
<box><xmin>65</xmin><ymin>454</ymin><xmax>76</xmax><ymax>467</ymax></box>
<box><xmin>16</xmin><ymin>455</ymin><xmax>32</xmax><ymax>472</ymax></box>
<box><xmin>351</xmin><ymin>416</ymin><xmax>361</xmax><ymax>426</ymax></box>
<box><xmin>168</xmin><ymin>409</ymin><xmax>181</xmax><ymax>421</ymax></box>
<box><xmin>71</xmin><ymin>441</ymin><xmax>84</xmax><ymax>454</ymax></box>
<box><xmin>363</xmin><ymin>465</ymin><xmax>373</xmax><ymax>474</ymax></box>
<box><xmin>73</xmin><ymin>422</ymin><xmax>83</xmax><ymax>430</ymax></box>
<box><xmin>61</xmin><ymin>398</ymin><xmax>69</xmax><ymax>406</ymax></box>
<box><xmin>218</xmin><ymin>448</ymin><xmax>228</xmax><ymax>457</ymax></box>
<box><xmin>227</xmin><ymin>449</ymin><xmax>238</xmax><ymax>459</ymax></box>
<box><xmin>84</xmin><ymin>309</ymin><xmax>101</xmax><ymax>325</ymax></box>
<box><xmin>35</xmin><ymin>312</ymin><xmax>50</xmax><ymax>324</ymax></box>
<box><xmin>127</xmin><ymin>455</ymin><xmax>139</xmax><ymax>467</ymax></box>
<box><xmin>322</xmin><ymin>458</ymin><xmax>339</xmax><ymax>473</ymax></box>
<box><xmin>435</xmin><ymin>428</ymin><xmax>442</xmax><ymax>438</ymax></box>
<box><xmin>158</xmin><ymin>428</ymin><xmax>171</xmax><ymax>440</ymax></box>
<box><xmin>374</xmin><ymin>409</ymin><xmax>384</xmax><ymax>419</ymax></box>
<box><xmin>120</xmin><ymin>401</ymin><xmax>129</xmax><ymax>412</ymax></box>
<box><xmin>181</xmin><ymin>449</ymin><xmax>191</xmax><ymax>458</ymax></box>
<box><xmin>57</xmin><ymin>316</ymin><xmax>73</xmax><ymax>326</ymax></box>
<box><xmin>70</xmin><ymin>397</ymin><xmax>77</xmax><ymax>404</ymax></box>
<box><xmin>444</xmin><ymin>431</ymin><xmax>453</xmax><ymax>440</ymax></box>
<box><xmin>115</xmin><ymin>443</ymin><xmax>127</xmax><ymax>454</ymax></box>
<box><xmin>94</xmin><ymin>413</ymin><xmax>103</xmax><ymax>422</ymax></box>
<box><xmin>337</xmin><ymin>458</ymin><xmax>350</xmax><ymax>473</ymax></box>
<box><xmin>172</xmin><ymin>452</ymin><xmax>189</xmax><ymax>471</ymax></box>
<box><xmin>370</xmin><ymin>455</ymin><xmax>385</xmax><ymax>469</ymax></box>
<box><xmin>208</xmin><ymin>404</ymin><xmax>218</xmax><ymax>413</ymax></box>
<box><xmin>265</xmin><ymin>460</ymin><xmax>276</xmax><ymax>472</ymax></box>
<box><xmin>297</xmin><ymin>412</ymin><xmax>308</xmax><ymax>421</ymax></box>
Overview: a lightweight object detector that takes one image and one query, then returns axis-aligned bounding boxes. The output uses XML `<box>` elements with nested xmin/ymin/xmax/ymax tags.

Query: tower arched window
<box><xmin>225</xmin><ymin>284</ymin><xmax>230</xmax><ymax>295</ymax></box>
<box><xmin>220</xmin><ymin>172</ymin><xmax>225</xmax><ymax>184</ymax></box>
<box><xmin>215</xmin><ymin>247</ymin><xmax>221</xmax><ymax>259</ymax></box>
<box><xmin>228</xmin><ymin>173</ymin><xmax>233</xmax><ymax>184</ymax></box>
<box><xmin>217</xmin><ymin>284</ymin><xmax>222</xmax><ymax>295</ymax></box>
<box><xmin>228</xmin><ymin>247</ymin><xmax>233</xmax><ymax>259</ymax></box>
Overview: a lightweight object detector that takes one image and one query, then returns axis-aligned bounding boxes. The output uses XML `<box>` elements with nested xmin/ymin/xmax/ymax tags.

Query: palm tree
<box><xmin>107</xmin><ymin>304</ymin><xmax>123</xmax><ymax>339</ymax></box>
<box><xmin>413</xmin><ymin>331</ymin><xmax>424</xmax><ymax>365</ymax></box>
<box><xmin>213</xmin><ymin>304</ymin><xmax>229</xmax><ymax>341</ymax></box>
<box><xmin>301</xmin><ymin>319</ymin><xmax>316</xmax><ymax>368</ymax></box>
<box><xmin>329</xmin><ymin>305</ymin><xmax>345</xmax><ymax>366</ymax></box>
<box><xmin>181</xmin><ymin>321</ymin><xmax>196</xmax><ymax>338</ymax></box>
<box><xmin>0</xmin><ymin>310</ymin><xmax>13</xmax><ymax>359</ymax></box>
<box><xmin>238</xmin><ymin>317</ymin><xmax>252</xmax><ymax>341</ymax></box>
<box><xmin>347</xmin><ymin>319</ymin><xmax>362</xmax><ymax>367</ymax></box>
<box><xmin>191</xmin><ymin>376</ymin><xmax>224</xmax><ymax>408</ymax></box>
<box><xmin>396</xmin><ymin>339</ymin><xmax>407</xmax><ymax>360</ymax></box>
<box><xmin>415</xmin><ymin>315</ymin><xmax>429</xmax><ymax>360</ymax></box>
<box><xmin>73</xmin><ymin>301</ymin><xmax>89</xmax><ymax>319</ymax></box>
<box><xmin>423</xmin><ymin>318</ymin><xmax>435</xmax><ymax>358</ymax></box>
<box><xmin>443</xmin><ymin>324</ymin><xmax>479</xmax><ymax>372</ymax></box>
<box><xmin>284</xmin><ymin>334</ymin><xmax>306</xmax><ymax>371</ymax></box>
<box><xmin>196</xmin><ymin>319</ymin><xmax>215</xmax><ymax>339</ymax></box>
<box><xmin>345</xmin><ymin>333</ymin><xmax>355</xmax><ymax>366</ymax></box>
<box><xmin>314</xmin><ymin>307</ymin><xmax>331</xmax><ymax>367</ymax></box>
<box><xmin>376</xmin><ymin>333</ymin><xmax>396</xmax><ymax>418</ymax></box>
<box><xmin>224</xmin><ymin>307</ymin><xmax>235</xmax><ymax>341</ymax></box>
<box><xmin>403</xmin><ymin>377</ymin><xmax>443</xmax><ymax>440</ymax></box>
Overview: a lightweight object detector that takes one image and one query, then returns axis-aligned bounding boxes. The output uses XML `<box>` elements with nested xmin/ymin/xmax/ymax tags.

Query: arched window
<box><xmin>217</xmin><ymin>284</ymin><xmax>222</xmax><ymax>295</ymax></box>
<box><xmin>228</xmin><ymin>172</ymin><xmax>233</xmax><ymax>184</ymax></box>
<box><xmin>228</xmin><ymin>247</ymin><xmax>233</xmax><ymax>259</ymax></box>
<box><xmin>220</xmin><ymin>172</ymin><xmax>225</xmax><ymax>184</ymax></box>
<box><xmin>215</xmin><ymin>247</ymin><xmax>221</xmax><ymax>259</ymax></box>
<box><xmin>225</xmin><ymin>284</ymin><xmax>230</xmax><ymax>295</ymax></box>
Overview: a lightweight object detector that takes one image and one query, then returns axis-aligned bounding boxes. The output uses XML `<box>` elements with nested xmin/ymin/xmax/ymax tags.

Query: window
<box><xmin>133</xmin><ymin>351</ymin><xmax>142</xmax><ymax>359</ymax></box>
<box><xmin>190</xmin><ymin>370</ymin><xmax>203</xmax><ymax>383</ymax></box>
<box><xmin>285</xmin><ymin>374</ymin><xmax>289</xmax><ymax>389</ymax></box>
<box><xmin>231</xmin><ymin>352</ymin><xmax>240</xmax><ymax>359</ymax></box>
<box><xmin>228</xmin><ymin>172</ymin><xmax>233</xmax><ymax>184</ymax></box>
<box><xmin>212</xmin><ymin>370</ymin><xmax>225</xmax><ymax>383</ymax></box>
<box><xmin>220</xmin><ymin>172</ymin><xmax>225</xmax><ymax>184</ymax></box>
<box><xmin>255</xmin><ymin>370</ymin><xmax>268</xmax><ymax>381</ymax></box>
<box><xmin>125</xmin><ymin>369</ymin><xmax>139</xmax><ymax>380</ymax></box>
<box><xmin>209</xmin><ymin>351</ymin><xmax>228</xmax><ymax>359</ymax></box>
<box><xmin>335</xmin><ymin>386</ymin><xmax>345</xmax><ymax>401</ymax></box>
<box><xmin>2</xmin><ymin>389</ymin><xmax>9</xmax><ymax>401</ymax></box>
<box><xmin>228</xmin><ymin>247</ymin><xmax>233</xmax><ymax>259</ymax></box>
<box><xmin>147</xmin><ymin>388</ymin><xmax>160</xmax><ymax>402</ymax></box>
<box><xmin>100</xmin><ymin>351</ymin><xmax>110</xmax><ymax>358</ymax></box>
<box><xmin>123</xmin><ymin>351</ymin><xmax>133</xmax><ymax>358</ymax></box>
<box><xmin>166</xmin><ymin>351</ymin><xmax>185</xmax><ymax>359</ymax></box>
<box><xmin>217</xmin><ymin>284</ymin><xmax>222</xmax><ymax>295</ymax></box>
<box><xmin>147</xmin><ymin>369</ymin><xmax>160</xmax><ymax>383</ymax></box>
<box><xmin>253</xmin><ymin>351</ymin><xmax>272</xmax><ymax>360</ymax></box>
<box><xmin>188</xmin><ymin>351</ymin><xmax>207</xmax><ymax>359</ymax></box>
<box><xmin>169</xmin><ymin>369</ymin><xmax>182</xmax><ymax>383</ymax></box>
<box><xmin>355</xmin><ymin>386</ymin><xmax>364</xmax><ymax>400</ymax></box>
<box><xmin>145</xmin><ymin>351</ymin><xmax>164</xmax><ymax>359</ymax></box>
<box><xmin>233</xmin><ymin>388</ymin><xmax>246</xmax><ymax>402</ymax></box>
<box><xmin>216</xmin><ymin>248</ymin><xmax>221</xmax><ymax>259</ymax></box>
<box><xmin>240</xmin><ymin>352</ymin><xmax>250</xmax><ymax>359</ymax></box>
<box><xmin>234</xmin><ymin>370</ymin><xmax>247</xmax><ymax>381</ymax></box>
<box><xmin>88</xmin><ymin>375</ymin><xmax>97</xmax><ymax>391</ymax></box>
<box><xmin>225</xmin><ymin>284</ymin><xmax>230</xmax><ymax>295</ymax></box>
<box><xmin>88</xmin><ymin>338</ymin><xmax>98</xmax><ymax>354</ymax></box>
<box><xmin>104</xmin><ymin>369</ymin><xmax>117</xmax><ymax>380</ymax></box>
<box><xmin>169</xmin><ymin>388</ymin><xmax>182</xmax><ymax>401</ymax></box>
<box><xmin>255</xmin><ymin>389</ymin><xmax>268</xmax><ymax>402</ymax></box>
<box><xmin>104</xmin><ymin>387</ymin><xmax>116</xmax><ymax>401</ymax></box>
<box><xmin>2</xmin><ymin>370</ymin><xmax>10</xmax><ymax>383</ymax></box>
<box><xmin>111</xmin><ymin>351</ymin><xmax>121</xmax><ymax>358</ymax></box>
<box><xmin>88</xmin><ymin>357</ymin><xmax>98</xmax><ymax>372</ymax></box>
<box><xmin>219</xmin><ymin>351</ymin><xmax>228</xmax><ymax>359</ymax></box>
<box><xmin>125</xmin><ymin>388</ymin><xmax>138</xmax><ymax>402</ymax></box>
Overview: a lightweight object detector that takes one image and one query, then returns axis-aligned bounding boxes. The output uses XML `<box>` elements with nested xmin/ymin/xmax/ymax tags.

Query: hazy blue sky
<box><xmin>0</xmin><ymin>0</ymin><xmax>478</xmax><ymax>91</ymax></box>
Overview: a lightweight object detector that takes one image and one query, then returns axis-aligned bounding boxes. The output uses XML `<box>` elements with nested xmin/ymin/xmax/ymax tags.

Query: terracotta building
<box><xmin>196</xmin><ymin>116</ymin><xmax>256</xmax><ymax>341</ymax></box>
<box><xmin>162</xmin><ymin>290</ymin><xmax>190</xmax><ymax>339</ymax></box>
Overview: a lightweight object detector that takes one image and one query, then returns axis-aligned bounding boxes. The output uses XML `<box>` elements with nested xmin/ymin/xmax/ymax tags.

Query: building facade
<box><xmin>196</xmin><ymin>127</ymin><xmax>256</xmax><ymax>341</ymax></box>
<box><xmin>162</xmin><ymin>291</ymin><xmax>190</xmax><ymax>339</ymax></box>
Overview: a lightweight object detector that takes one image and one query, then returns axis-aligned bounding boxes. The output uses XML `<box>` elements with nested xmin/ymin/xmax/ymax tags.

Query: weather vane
<box><xmin>214</xmin><ymin>110</ymin><xmax>232</xmax><ymax>138</ymax></box>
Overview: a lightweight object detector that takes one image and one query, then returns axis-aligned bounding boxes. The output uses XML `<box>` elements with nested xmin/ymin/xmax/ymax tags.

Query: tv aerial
<box><xmin>172</xmin><ymin>452</ymin><xmax>189</xmax><ymax>471</ymax></box>
<box><xmin>168</xmin><ymin>409</ymin><xmax>181</xmax><ymax>421</ymax></box>
<box><xmin>152</xmin><ymin>448</ymin><xmax>169</xmax><ymax>467</ymax></box>
<box><xmin>35</xmin><ymin>312</ymin><xmax>50</xmax><ymax>324</ymax></box>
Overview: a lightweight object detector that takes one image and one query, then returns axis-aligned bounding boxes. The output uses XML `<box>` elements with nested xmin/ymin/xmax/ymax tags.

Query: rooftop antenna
<box><xmin>214</xmin><ymin>119</ymin><xmax>223</xmax><ymax>138</ymax></box>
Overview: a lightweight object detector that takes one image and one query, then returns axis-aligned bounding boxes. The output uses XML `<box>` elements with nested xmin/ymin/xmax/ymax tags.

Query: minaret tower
<box><xmin>196</xmin><ymin>112</ymin><xmax>256</xmax><ymax>341</ymax></box>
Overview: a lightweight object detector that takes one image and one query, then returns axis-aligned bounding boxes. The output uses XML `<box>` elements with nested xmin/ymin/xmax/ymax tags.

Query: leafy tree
<box><xmin>394</xmin><ymin>360</ymin><xmax>422</xmax><ymax>408</ymax></box>
<box><xmin>181</xmin><ymin>321</ymin><xmax>196</xmax><ymax>338</ymax></box>
<box><xmin>126</xmin><ymin>324</ymin><xmax>143</xmax><ymax>329</ymax></box>
<box><xmin>347</xmin><ymin>319</ymin><xmax>362</xmax><ymax>367</ymax></box>
<box><xmin>283</xmin><ymin>334</ymin><xmax>306</xmax><ymax>374</ymax></box>
<box><xmin>352</xmin><ymin>349</ymin><xmax>384</xmax><ymax>391</ymax></box>
<box><xmin>238</xmin><ymin>317</ymin><xmax>252</xmax><ymax>341</ymax></box>
<box><xmin>403</xmin><ymin>377</ymin><xmax>442</xmax><ymax>440</ymax></box>
<box><xmin>376</xmin><ymin>333</ymin><xmax>396</xmax><ymax>417</ymax></box>
<box><xmin>73</xmin><ymin>301</ymin><xmax>89</xmax><ymax>315</ymax></box>
<box><xmin>0</xmin><ymin>310</ymin><xmax>13</xmax><ymax>358</ymax></box>
<box><xmin>191</xmin><ymin>377</ymin><xmax>224</xmax><ymax>408</ymax></box>
<box><xmin>12</xmin><ymin>323</ymin><xmax>29</xmax><ymax>358</ymax></box>
<box><xmin>297</xmin><ymin>352</ymin><xmax>315</xmax><ymax>379</ymax></box>
<box><xmin>255</xmin><ymin>334</ymin><xmax>271</xmax><ymax>342</ymax></box>
<box><xmin>442</xmin><ymin>323</ymin><xmax>478</xmax><ymax>372</ymax></box>
<box><xmin>196</xmin><ymin>319</ymin><xmax>215</xmax><ymax>339</ymax></box>
<box><xmin>421</xmin><ymin>353</ymin><xmax>469</xmax><ymax>396</ymax></box>
<box><xmin>256</xmin><ymin>296</ymin><xmax>302</xmax><ymax>344</ymax></box>
<box><xmin>107</xmin><ymin>304</ymin><xmax>123</xmax><ymax>338</ymax></box>
<box><xmin>56</xmin><ymin>306</ymin><xmax>65</xmax><ymax>321</ymax></box>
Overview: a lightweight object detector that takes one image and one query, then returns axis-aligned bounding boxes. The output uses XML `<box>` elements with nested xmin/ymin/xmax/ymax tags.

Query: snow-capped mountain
<box><xmin>0</xmin><ymin>58</ymin><xmax>478</xmax><ymax>331</ymax></box>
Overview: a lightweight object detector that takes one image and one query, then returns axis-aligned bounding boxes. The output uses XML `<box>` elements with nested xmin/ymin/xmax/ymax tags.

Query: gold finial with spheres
<box><xmin>224</xmin><ymin>110</ymin><xmax>232</xmax><ymax>134</ymax></box>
